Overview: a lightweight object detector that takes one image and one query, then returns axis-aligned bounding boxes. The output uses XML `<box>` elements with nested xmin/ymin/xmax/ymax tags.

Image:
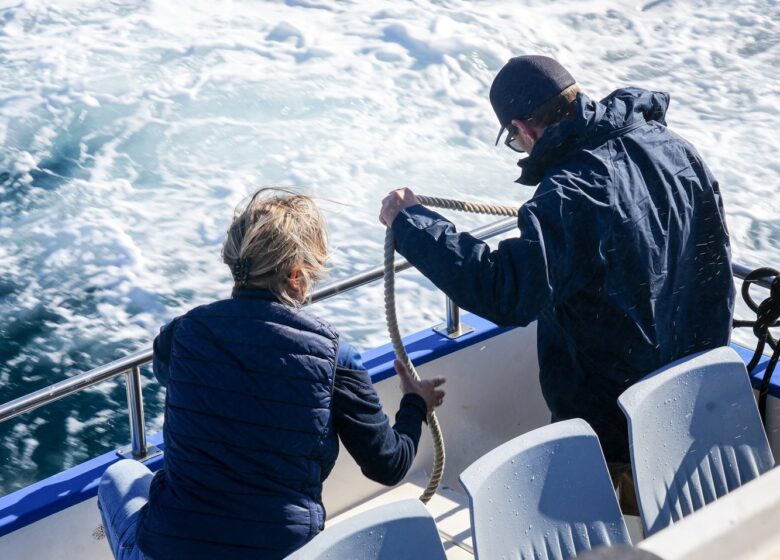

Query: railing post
<box><xmin>126</xmin><ymin>366</ymin><xmax>147</xmax><ymax>457</ymax></box>
<box><xmin>446</xmin><ymin>298</ymin><xmax>461</xmax><ymax>335</ymax></box>
<box><xmin>433</xmin><ymin>296</ymin><xmax>474</xmax><ymax>339</ymax></box>
<box><xmin>118</xmin><ymin>366</ymin><xmax>161</xmax><ymax>461</ymax></box>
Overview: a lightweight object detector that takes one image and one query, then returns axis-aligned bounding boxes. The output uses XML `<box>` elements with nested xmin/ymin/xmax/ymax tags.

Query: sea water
<box><xmin>0</xmin><ymin>0</ymin><xmax>778</xmax><ymax>494</ymax></box>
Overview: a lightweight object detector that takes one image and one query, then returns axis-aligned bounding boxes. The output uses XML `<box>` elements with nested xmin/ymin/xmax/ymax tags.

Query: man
<box><xmin>379</xmin><ymin>55</ymin><xmax>734</xmax><ymax>510</ymax></box>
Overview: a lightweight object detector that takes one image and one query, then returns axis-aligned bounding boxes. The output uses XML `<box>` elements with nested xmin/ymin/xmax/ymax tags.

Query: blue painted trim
<box><xmin>361</xmin><ymin>313</ymin><xmax>513</xmax><ymax>383</ymax></box>
<box><xmin>0</xmin><ymin>313</ymin><xmax>509</xmax><ymax>539</ymax></box>
<box><xmin>0</xmin><ymin>315</ymin><xmax>777</xmax><ymax>539</ymax></box>
<box><xmin>0</xmin><ymin>433</ymin><xmax>165</xmax><ymax>538</ymax></box>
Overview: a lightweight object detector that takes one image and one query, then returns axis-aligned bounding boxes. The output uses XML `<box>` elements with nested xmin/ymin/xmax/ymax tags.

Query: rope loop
<box><xmin>384</xmin><ymin>195</ymin><xmax>518</xmax><ymax>503</ymax></box>
<box><xmin>738</xmin><ymin>268</ymin><xmax>780</xmax><ymax>357</ymax></box>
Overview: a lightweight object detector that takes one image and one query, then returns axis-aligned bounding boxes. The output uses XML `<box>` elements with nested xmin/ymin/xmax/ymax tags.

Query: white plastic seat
<box><xmin>618</xmin><ymin>346</ymin><xmax>775</xmax><ymax>536</ymax></box>
<box><xmin>459</xmin><ymin>419</ymin><xmax>631</xmax><ymax>560</ymax></box>
<box><xmin>284</xmin><ymin>498</ymin><xmax>447</xmax><ymax>560</ymax></box>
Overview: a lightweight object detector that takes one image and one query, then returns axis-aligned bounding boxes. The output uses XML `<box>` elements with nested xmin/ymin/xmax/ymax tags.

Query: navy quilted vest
<box><xmin>136</xmin><ymin>290</ymin><xmax>340</xmax><ymax>559</ymax></box>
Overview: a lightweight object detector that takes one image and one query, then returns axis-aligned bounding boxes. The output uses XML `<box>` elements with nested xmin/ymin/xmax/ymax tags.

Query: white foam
<box><xmin>1</xmin><ymin>0</ymin><xmax>776</xmax><ymax>348</ymax></box>
<box><xmin>0</xmin><ymin>0</ymin><xmax>778</xmax><ymax>491</ymax></box>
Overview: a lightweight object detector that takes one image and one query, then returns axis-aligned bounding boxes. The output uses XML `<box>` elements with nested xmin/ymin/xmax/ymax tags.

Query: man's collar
<box><xmin>514</xmin><ymin>92</ymin><xmax>601</xmax><ymax>186</ymax></box>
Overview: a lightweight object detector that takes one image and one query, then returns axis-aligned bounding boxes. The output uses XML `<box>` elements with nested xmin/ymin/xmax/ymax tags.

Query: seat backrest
<box><xmin>459</xmin><ymin>419</ymin><xmax>631</xmax><ymax>560</ymax></box>
<box><xmin>284</xmin><ymin>498</ymin><xmax>446</xmax><ymax>560</ymax></box>
<box><xmin>618</xmin><ymin>346</ymin><xmax>775</xmax><ymax>536</ymax></box>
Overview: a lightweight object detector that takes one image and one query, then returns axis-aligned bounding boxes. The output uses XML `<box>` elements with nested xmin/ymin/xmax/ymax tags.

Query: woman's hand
<box><xmin>395</xmin><ymin>360</ymin><xmax>446</xmax><ymax>413</ymax></box>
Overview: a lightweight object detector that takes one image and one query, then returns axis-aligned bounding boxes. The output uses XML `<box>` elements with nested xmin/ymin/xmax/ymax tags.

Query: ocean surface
<box><xmin>0</xmin><ymin>0</ymin><xmax>778</xmax><ymax>495</ymax></box>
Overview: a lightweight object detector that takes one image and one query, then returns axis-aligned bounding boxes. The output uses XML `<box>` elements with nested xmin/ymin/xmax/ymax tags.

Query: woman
<box><xmin>97</xmin><ymin>189</ymin><xmax>445</xmax><ymax>559</ymax></box>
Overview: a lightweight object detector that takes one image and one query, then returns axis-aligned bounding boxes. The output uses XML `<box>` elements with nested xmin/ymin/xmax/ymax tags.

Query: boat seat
<box><xmin>618</xmin><ymin>346</ymin><xmax>775</xmax><ymax>536</ymax></box>
<box><xmin>459</xmin><ymin>418</ymin><xmax>631</xmax><ymax>560</ymax></box>
<box><xmin>285</xmin><ymin>498</ymin><xmax>447</xmax><ymax>560</ymax></box>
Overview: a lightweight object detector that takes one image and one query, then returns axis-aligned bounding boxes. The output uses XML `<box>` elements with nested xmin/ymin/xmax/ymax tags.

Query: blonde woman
<box><xmin>97</xmin><ymin>189</ymin><xmax>445</xmax><ymax>560</ymax></box>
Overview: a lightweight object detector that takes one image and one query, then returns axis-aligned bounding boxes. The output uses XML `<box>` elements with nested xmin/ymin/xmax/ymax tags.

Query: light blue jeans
<box><xmin>97</xmin><ymin>459</ymin><xmax>153</xmax><ymax>560</ymax></box>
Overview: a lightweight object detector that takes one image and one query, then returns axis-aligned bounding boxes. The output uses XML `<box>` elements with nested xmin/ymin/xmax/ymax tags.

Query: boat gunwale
<box><xmin>0</xmin><ymin>312</ymin><xmax>511</xmax><ymax>538</ymax></box>
<box><xmin>0</xmin><ymin>326</ymin><xmax>774</xmax><ymax>539</ymax></box>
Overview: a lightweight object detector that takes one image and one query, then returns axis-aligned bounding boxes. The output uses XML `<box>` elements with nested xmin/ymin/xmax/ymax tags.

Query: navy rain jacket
<box><xmin>392</xmin><ymin>88</ymin><xmax>735</xmax><ymax>462</ymax></box>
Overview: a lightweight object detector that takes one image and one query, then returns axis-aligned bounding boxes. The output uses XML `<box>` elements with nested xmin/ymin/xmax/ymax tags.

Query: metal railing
<box><xmin>0</xmin><ymin>217</ymin><xmax>518</xmax><ymax>460</ymax></box>
<box><xmin>732</xmin><ymin>263</ymin><xmax>774</xmax><ymax>290</ymax></box>
<box><xmin>0</xmin><ymin>215</ymin><xmax>768</xmax><ymax>460</ymax></box>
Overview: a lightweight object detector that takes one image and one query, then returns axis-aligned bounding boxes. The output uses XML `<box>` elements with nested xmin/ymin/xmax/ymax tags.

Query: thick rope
<box><xmin>384</xmin><ymin>195</ymin><xmax>518</xmax><ymax>503</ymax></box>
<box><xmin>384</xmin><ymin>232</ymin><xmax>444</xmax><ymax>503</ymax></box>
<box><xmin>415</xmin><ymin>195</ymin><xmax>519</xmax><ymax>219</ymax></box>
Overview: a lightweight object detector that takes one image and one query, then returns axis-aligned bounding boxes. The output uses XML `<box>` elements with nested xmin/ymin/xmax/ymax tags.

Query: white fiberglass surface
<box><xmin>0</xmin><ymin>0</ymin><xmax>777</xmax><ymax>494</ymax></box>
<box><xmin>639</xmin><ymin>464</ymin><xmax>780</xmax><ymax>560</ymax></box>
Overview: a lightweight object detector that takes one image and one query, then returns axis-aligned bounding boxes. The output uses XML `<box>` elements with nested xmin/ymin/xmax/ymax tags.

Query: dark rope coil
<box><xmin>733</xmin><ymin>267</ymin><xmax>780</xmax><ymax>424</ymax></box>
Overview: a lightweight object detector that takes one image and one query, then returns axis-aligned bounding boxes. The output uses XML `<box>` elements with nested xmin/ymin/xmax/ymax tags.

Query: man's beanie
<box><xmin>490</xmin><ymin>55</ymin><xmax>576</xmax><ymax>145</ymax></box>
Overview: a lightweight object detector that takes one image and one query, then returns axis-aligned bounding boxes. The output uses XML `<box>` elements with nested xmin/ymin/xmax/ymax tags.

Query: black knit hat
<box><xmin>490</xmin><ymin>55</ymin><xmax>576</xmax><ymax>145</ymax></box>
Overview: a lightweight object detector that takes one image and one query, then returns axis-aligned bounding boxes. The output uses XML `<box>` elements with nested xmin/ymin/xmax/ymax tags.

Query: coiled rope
<box><xmin>384</xmin><ymin>195</ymin><xmax>518</xmax><ymax>503</ymax></box>
<box><xmin>733</xmin><ymin>267</ymin><xmax>780</xmax><ymax>425</ymax></box>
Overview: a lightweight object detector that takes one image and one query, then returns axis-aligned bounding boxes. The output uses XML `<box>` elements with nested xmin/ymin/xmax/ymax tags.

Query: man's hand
<box><xmin>379</xmin><ymin>188</ymin><xmax>419</xmax><ymax>227</ymax></box>
<box><xmin>394</xmin><ymin>359</ymin><xmax>446</xmax><ymax>413</ymax></box>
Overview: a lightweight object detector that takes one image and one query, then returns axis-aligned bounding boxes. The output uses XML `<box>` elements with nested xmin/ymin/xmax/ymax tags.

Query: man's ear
<box><xmin>511</xmin><ymin>119</ymin><xmax>539</xmax><ymax>143</ymax></box>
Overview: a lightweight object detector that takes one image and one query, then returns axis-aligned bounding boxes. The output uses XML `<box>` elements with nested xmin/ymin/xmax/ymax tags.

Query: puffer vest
<box><xmin>136</xmin><ymin>290</ymin><xmax>340</xmax><ymax>559</ymax></box>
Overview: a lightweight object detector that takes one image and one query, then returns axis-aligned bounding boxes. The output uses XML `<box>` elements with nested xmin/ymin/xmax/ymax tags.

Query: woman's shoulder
<box><xmin>293</xmin><ymin>306</ymin><xmax>340</xmax><ymax>340</ymax></box>
<box><xmin>166</xmin><ymin>295</ymin><xmax>343</xmax><ymax>348</ymax></box>
<box><xmin>177</xmin><ymin>295</ymin><xmax>240</xmax><ymax>319</ymax></box>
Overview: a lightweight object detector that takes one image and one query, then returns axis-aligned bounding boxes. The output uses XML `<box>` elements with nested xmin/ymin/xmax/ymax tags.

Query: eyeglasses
<box><xmin>503</xmin><ymin>124</ymin><xmax>524</xmax><ymax>153</ymax></box>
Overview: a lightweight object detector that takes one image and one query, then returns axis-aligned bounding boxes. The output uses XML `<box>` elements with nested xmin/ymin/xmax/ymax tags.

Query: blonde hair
<box><xmin>222</xmin><ymin>188</ymin><xmax>328</xmax><ymax>306</ymax></box>
<box><xmin>528</xmin><ymin>84</ymin><xmax>582</xmax><ymax>128</ymax></box>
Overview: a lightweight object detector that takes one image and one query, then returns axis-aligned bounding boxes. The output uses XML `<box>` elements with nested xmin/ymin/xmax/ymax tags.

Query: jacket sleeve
<box><xmin>391</xmin><ymin>180</ymin><xmax>607</xmax><ymax>326</ymax></box>
<box><xmin>152</xmin><ymin>318</ymin><xmax>180</xmax><ymax>388</ymax></box>
<box><xmin>333</xmin><ymin>344</ymin><xmax>427</xmax><ymax>486</ymax></box>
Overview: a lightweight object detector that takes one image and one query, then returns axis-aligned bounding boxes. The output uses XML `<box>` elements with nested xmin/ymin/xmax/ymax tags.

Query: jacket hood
<box><xmin>516</xmin><ymin>87</ymin><xmax>670</xmax><ymax>185</ymax></box>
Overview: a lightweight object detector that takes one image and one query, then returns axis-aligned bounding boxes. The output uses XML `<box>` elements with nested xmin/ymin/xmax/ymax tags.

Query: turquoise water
<box><xmin>0</xmin><ymin>0</ymin><xmax>778</xmax><ymax>494</ymax></box>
